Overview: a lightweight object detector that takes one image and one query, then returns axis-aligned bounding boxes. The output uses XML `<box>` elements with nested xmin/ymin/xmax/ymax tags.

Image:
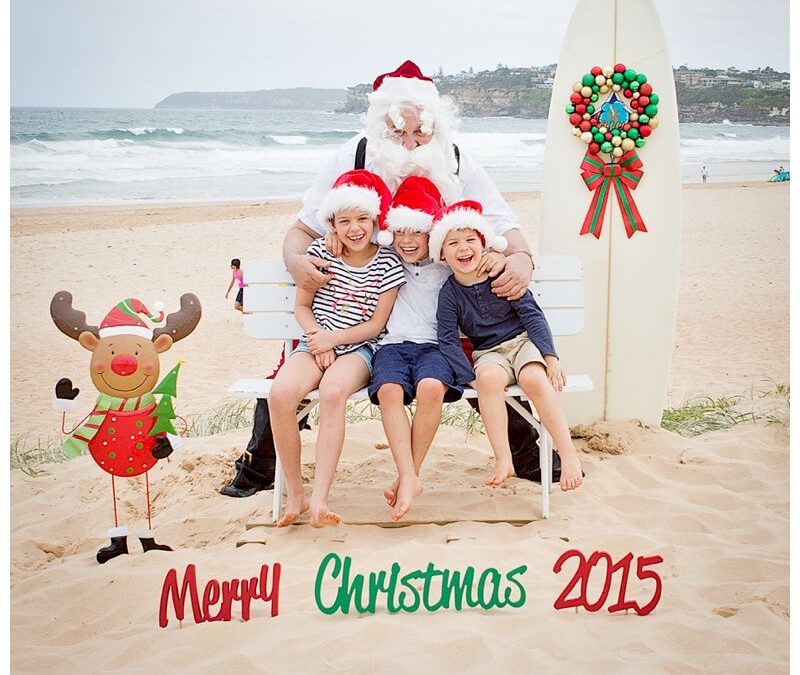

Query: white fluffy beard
<box><xmin>366</xmin><ymin>131</ymin><xmax>462</xmax><ymax>203</ymax></box>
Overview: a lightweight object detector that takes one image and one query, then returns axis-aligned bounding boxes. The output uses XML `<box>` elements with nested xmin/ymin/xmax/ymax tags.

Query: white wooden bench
<box><xmin>229</xmin><ymin>255</ymin><xmax>592</xmax><ymax>522</ymax></box>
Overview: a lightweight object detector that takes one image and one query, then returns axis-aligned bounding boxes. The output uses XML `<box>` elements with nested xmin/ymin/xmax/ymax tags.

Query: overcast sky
<box><xmin>10</xmin><ymin>0</ymin><xmax>791</xmax><ymax>108</ymax></box>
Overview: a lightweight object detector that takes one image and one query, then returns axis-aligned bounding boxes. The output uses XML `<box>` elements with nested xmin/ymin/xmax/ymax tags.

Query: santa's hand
<box><xmin>287</xmin><ymin>254</ymin><xmax>332</xmax><ymax>292</ymax></box>
<box><xmin>53</xmin><ymin>378</ymin><xmax>79</xmax><ymax>411</ymax></box>
<box><xmin>490</xmin><ymin>252</ymin><xmax>533</xmax><ymax>300</ymax></box>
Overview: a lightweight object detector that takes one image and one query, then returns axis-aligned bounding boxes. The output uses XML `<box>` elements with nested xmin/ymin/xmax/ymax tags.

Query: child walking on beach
<box><xmin>432</xmin><ymin>201</ymin><xmax>583</xmax><ymax>491</ymax></box>
<box><xmin>225</xmin><ymin>258</ymin><xmax>244</xmax><ymax>312</ymax></box>
<box><xmin>268</xmin><ymin>170</ymin><xmax>405</xmax><ymax>527</ymax></box>
<box><xmin>365</xmin><ymin>177</ymin><xmax>462</xmax><ymax>521</ymax></box>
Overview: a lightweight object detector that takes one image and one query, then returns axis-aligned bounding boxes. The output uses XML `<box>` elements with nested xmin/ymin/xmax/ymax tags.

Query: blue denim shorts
<box><xmin>293</xmin><ymin>340</ymin><xmax>374</xmax><ymax>374</ymax></box>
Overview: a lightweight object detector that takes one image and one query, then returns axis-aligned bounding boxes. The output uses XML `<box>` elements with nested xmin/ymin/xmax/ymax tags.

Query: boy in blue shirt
<box><xmin>432</xmin><ymin>201</ymin><xmax>583</xmax><ymax>491</ymax></box>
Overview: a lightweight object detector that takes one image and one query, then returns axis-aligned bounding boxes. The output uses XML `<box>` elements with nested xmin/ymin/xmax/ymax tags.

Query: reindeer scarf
<box><xmin>62</xmin><ymin>392</ymin><xmax>156</xmax><ymax>459</ymax></box>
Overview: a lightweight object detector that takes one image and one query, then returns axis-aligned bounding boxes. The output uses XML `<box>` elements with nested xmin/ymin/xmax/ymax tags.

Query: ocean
<box><xmin>10</xmin><ymin>107</ymin><xmax>790</xmax><ymax>209</ymax></box>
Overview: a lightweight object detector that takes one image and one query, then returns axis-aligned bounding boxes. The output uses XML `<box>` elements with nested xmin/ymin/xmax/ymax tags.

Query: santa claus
<box><xmin>222</xmin><ymin>60</ymin><xmax>556</xmax><ymax>499</ymax></box>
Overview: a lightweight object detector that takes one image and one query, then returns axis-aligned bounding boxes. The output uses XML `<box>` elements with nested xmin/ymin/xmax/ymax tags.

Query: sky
<box><xmin>9</xmin><ymin>0</ymin><xmax>792</xmax><ymax>108</ymax></box>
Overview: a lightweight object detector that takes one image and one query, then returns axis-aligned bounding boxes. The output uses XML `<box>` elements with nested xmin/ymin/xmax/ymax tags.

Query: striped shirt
<box><xmin>307</xmin><ymin>239</ymin><xmax>405</xmax><ymax>354</ymax></box>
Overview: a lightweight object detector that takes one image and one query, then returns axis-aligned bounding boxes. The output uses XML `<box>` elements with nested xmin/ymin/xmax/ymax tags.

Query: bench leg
<box><xmin>271</xmin><ymin>401</ymin><xmax>320</xmax><ymax>524</ymax></box>
<box><xmin>505</xmin><ymin>396</ymin><xmax>548</xmax><ymax>519</ymax></box>
<box><xmin>539</xmin><ymin>428</ymin><xmax>552</xmax><ymax>519</ymax></box>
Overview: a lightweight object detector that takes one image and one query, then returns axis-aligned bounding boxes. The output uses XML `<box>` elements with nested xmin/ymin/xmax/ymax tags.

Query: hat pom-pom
<box><xmin>376</xmin><ymin>230</ymin><xmax>394</xmax><ymax>246</ymax></box>
<box><xmin>492</xmin><ymin>235</ymin><xmax>508</xmax><ymax>253</ymax></box>
<box><xmin>152</xmin><ymin>300</ymin><xmax>166</xmax><ymax>322</ymax></box>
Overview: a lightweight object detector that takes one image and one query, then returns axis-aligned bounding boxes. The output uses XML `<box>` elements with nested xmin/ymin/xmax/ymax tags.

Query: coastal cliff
<box><xmin>155</xmin><ymin>66</ymin><xmax>789</xmax><ymax>125</ymax></box>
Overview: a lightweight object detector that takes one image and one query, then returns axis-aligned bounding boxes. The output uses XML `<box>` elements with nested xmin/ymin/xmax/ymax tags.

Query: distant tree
<box><xmin>469</xmin><ymin>66</ymin><xmax>474</xmax><ymax>75</ymax></box>
<box><xmin>437</xmin><ymin>65</ymin><xmax>444</xmax><ymax>77</ymax></box>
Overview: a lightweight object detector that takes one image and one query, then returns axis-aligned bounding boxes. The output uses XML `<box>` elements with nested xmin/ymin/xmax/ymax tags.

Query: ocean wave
<box><xmin>11</xmin><ymin>127</ymin><xmax>358</xmax><ymax>146</ymax></box>
<box><xmin>269</xmin><ymin>135</ymin><xmax>308</xmax><ymax>145</ymax></box>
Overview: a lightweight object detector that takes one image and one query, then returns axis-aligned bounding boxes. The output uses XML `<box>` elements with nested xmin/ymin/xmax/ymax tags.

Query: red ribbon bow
<box><xmin>580</xmin><ymin>150</ymin><xmax>647</xmax><ymax>239</ymax></box>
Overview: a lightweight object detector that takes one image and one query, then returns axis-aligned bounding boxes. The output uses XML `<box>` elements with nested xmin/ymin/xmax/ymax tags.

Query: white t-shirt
<box><xmin>297</xmin><ymin>135</ymin><xmax>520</xmax><ymax>237</ymax></box>
<box><xmin>380</xmin><ymin>259</ymin><xmax>452</xmax><ymax>346</ymax></box>
<box><xmin>306</xmin><ymin>239</ymin><xmax>405</xmax><ymax>354</ymax></box>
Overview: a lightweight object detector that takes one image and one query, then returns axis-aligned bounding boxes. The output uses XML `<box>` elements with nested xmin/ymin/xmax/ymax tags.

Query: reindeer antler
<box><xmin>153</xmin><ymin>293</ymin><xmax>202</xmax><ymax>343</ymax></box>
<box><xmin>50</xmin><ymin>291</ymin><xmax>99</xmax><ymax>341</ymax></box>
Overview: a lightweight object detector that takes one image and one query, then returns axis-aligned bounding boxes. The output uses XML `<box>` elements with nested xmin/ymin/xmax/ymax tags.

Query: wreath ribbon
<box><xmin>580</xmin><ymin>150</ymin><xmax>647</xmax><ymax>239</ymax></box>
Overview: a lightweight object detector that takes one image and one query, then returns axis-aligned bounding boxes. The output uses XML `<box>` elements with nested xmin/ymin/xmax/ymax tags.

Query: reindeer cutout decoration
<box><xmin>51</xmin><ymin>292</ymin><xmax>201</xmax><ymax>564</ymax></box>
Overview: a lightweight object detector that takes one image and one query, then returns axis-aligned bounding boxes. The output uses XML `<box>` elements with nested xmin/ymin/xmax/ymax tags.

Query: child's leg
<box><xmin>517</xmin><ymin>363</ymin><xmax>583</xmax><ymax>491</ymax></box>
<box><xmin>410</xmin><ymin>378</ymin><xmax>447</xmax><ymax>472</ymax></box>
<box><xmin>475</xmin><ymin>364</ymin><xmax>516</xmax><ymax>485</ymax></box>
<box><xmin>377</xmin><ymin>383</ymin><xmax>420</xmax><ymax>519</ymax></box>
<box><xmin>384</xmin><ymin>377</ymin><xmax>446</xmax><ymax>518</ymax></box>
<box><xmin>377</xmin><ymin>383</ymin><xmax>411</xmax><ymax>499</ymax></box>
<box><xmin>267</xmin><ymin>352</ymin><xmax>324</xmax><ymax>526</ymax></box>
<box><xmin>310</xmin><ymin>352</ymin><xmax>370</xmax><ymax>527</ymax></box>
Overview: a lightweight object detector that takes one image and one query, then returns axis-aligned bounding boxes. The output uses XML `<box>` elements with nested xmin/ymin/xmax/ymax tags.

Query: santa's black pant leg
<box><xmin>221</xmin><ymin>398</ymin><xmax>309</xmax><ymax>498</ymax></box>
<box><xmin>467</xmin><ymin>397</ymin><xmax>561</xmax><ymax>483</ymax></box>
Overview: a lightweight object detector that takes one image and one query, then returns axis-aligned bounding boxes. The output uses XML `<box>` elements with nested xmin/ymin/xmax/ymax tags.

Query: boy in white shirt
<box><xmin>368</xmin><ymin>177</ymin><xmax>462</xmax><ymax>521</ymax></box>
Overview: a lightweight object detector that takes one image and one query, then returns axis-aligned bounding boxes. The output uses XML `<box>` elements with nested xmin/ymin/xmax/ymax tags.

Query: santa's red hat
<box><xmin>383</xmin><ymin>177</ymin><xmax>444</xmax><ymax>242</ymax></box>
<box><xmin>368</xmin><ymin>60</ymin><xmax>440</xmax><ymax>122</ymax></box>
<box><xmin>98</xmin><ymin>298</ymin><xmax>165</xmax><ymax>339</ymax></box>
<box><xmin>316</xmin><ymin>169</ymin><xmax>393</xmax><ymax>237</ymax></box>
<box><xmin>428</xmin><ymin>200</ymin><xmax>508</xmax><ymax>262</ymax></box>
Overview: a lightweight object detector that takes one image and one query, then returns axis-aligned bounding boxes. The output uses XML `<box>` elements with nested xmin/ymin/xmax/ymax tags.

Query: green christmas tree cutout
<box><xmin>149</xmin><ymin>360</ymin><xmax>182</xmax><ymax>436</ymax></box>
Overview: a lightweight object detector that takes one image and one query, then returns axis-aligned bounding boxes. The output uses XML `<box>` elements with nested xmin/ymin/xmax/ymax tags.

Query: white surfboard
<box><xmin>540</xmin><ymin>0</ymin><xmax>681</xmax><ymax>425</ymax></box>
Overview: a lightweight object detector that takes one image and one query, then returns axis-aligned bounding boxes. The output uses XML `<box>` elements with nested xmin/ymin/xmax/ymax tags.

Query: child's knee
<box><xmin>318</xmin><ymin>381</ymin><xmax>349</xmax><ymax>408</ymax></box>
<box><xmin>476</xmin><ymin>365</ymin><xmax>509</xmax><ymax>392</ymax></box>
<box><xmin>377</xmin><ymin>383</ymin><xmax>405</xmax><ymax>406</ymax></box>
<box><xmin>415</xmin><ymin>378</ymin><xmax>445</xmax><ymax>404</ymax></box>
<box><xmin>518</xmin><ymin>363</ymin><xmax>549</xmax><ymax>394</ymax></box>
<box><xmin>268</xmin><ymin>384</ymin><xmax>300</xmax><ymax>412</ymax></box>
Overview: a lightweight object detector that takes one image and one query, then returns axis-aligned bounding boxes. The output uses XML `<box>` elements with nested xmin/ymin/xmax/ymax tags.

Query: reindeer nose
<box><xmin>110</xmin><ymin>354</ymin><xmax>138</xmax><ymax>376</ymax></box>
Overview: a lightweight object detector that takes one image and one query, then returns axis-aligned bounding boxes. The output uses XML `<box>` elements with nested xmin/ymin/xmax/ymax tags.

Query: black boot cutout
<box><xmin>96</xmin><ymin>536</ymin><xmax>129</xmax><ymax>564</ymax></box>
<box><xmin>140</xmin><ymin>537</ymin><xmax>173</xmax><ymax>553</ymax></box>
<box><xmin>151</xmin><ymin>436</ymin><xmax>173</xmax><ymax>460</ymax></box>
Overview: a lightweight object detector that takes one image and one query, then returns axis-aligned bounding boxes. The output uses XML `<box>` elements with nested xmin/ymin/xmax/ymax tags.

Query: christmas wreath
<box><xmin>565</xmin><ymin>63</ymin><xmax>660</xmax><ymax>238</ymax></box>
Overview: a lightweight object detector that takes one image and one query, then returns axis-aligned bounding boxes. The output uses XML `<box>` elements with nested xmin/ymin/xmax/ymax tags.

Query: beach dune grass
<box><xmin>661</xmin><ymin>383</ymin><xmax>788</xmax><ymax>437</ymax></box>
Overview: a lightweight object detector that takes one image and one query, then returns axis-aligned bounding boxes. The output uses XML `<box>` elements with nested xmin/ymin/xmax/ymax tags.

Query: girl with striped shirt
<box><xmin>268</xmin><ymin>170</ymin><xmax>404</xmax><ymax>528</ymax></box>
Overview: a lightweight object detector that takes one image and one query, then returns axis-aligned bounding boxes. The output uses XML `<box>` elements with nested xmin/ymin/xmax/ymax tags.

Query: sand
<box><xmin>10</xmin><ymin>182</ymin><xmax>790</xmax><ymax>673</ymax></box>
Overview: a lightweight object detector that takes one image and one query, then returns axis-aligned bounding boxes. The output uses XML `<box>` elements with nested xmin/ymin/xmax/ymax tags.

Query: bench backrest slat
<box><xmin>242</xmin><ymin>255</ymin><xmax>585</xmax><ymax>339</ymax></box>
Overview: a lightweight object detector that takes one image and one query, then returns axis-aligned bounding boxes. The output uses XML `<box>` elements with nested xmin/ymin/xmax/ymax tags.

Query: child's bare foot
<box><xmin>392</xmin><ymin>476</ymin><xmax>423</xmax><ymax>521</ymax></box>
<box><xmin>310</xmin><ymin>501</ymin><xmax>342</xmax><ymax>528</ymax></box>
<box><xmin>485</xmin><ymin>460</ymin><xmax>515</xmax><ymax>486</ymax></box>
<box><xmin>384</xmin><ymin>478</ymin><xmax>400</xmax><ymax>507</ymax></box>
<box><xmin>277</xmin><ymin>493</ymin><xmax>309</xmax><ymax>527</ymax></box>
<box><xmin>558</xmin><ymin>450</ymin><xmax>583</xmax><ymax>491</ymax></box>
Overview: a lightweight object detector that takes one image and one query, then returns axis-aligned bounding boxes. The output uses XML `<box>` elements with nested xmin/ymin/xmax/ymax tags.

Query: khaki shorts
<box><xmin>472</xmin><ymin>333</ymin><xmax>546</xmax><ymax>385</ymax></box>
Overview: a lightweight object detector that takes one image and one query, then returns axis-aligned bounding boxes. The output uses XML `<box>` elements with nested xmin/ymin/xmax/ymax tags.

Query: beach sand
<box><xmin>10</xmin><ymin>182</ymin><xmax>789</xmax><ymax>673</ymax></box>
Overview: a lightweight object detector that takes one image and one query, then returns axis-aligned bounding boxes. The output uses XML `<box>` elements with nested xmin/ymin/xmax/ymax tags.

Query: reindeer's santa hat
<box><xmin>98</xmin><ymin>299</ymin><xmax>165</xmax><ymax>339</ymax></box>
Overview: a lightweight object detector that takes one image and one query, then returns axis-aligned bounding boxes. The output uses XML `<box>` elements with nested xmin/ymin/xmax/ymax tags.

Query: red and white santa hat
<box><xmin>98</xmin><ymin>298</ymin><xmax>165</xmax><ymax>339</ymax></box>
<box><xmin>370</xmin><ymin>60</ymin><xmax>439</xmax><ymax>110</ymax></box>
<box><xmin>382</xmin><ymin>176</ymin><xmax>444</xmax><ymax>243</ymax></box>
<box><xmin>316</xmin><ymin>169</ymin><xmax>392</xmax><ymax>237</ymax></box>
<box><xmin>368</xmin><ymin>60</ymin><xmax>442</xmax><ymax>134</ymax></box>
<box><xmin>428</xmin><ymin>200</ymin><xmax>508</xmax><ymax>262</ymax></box>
